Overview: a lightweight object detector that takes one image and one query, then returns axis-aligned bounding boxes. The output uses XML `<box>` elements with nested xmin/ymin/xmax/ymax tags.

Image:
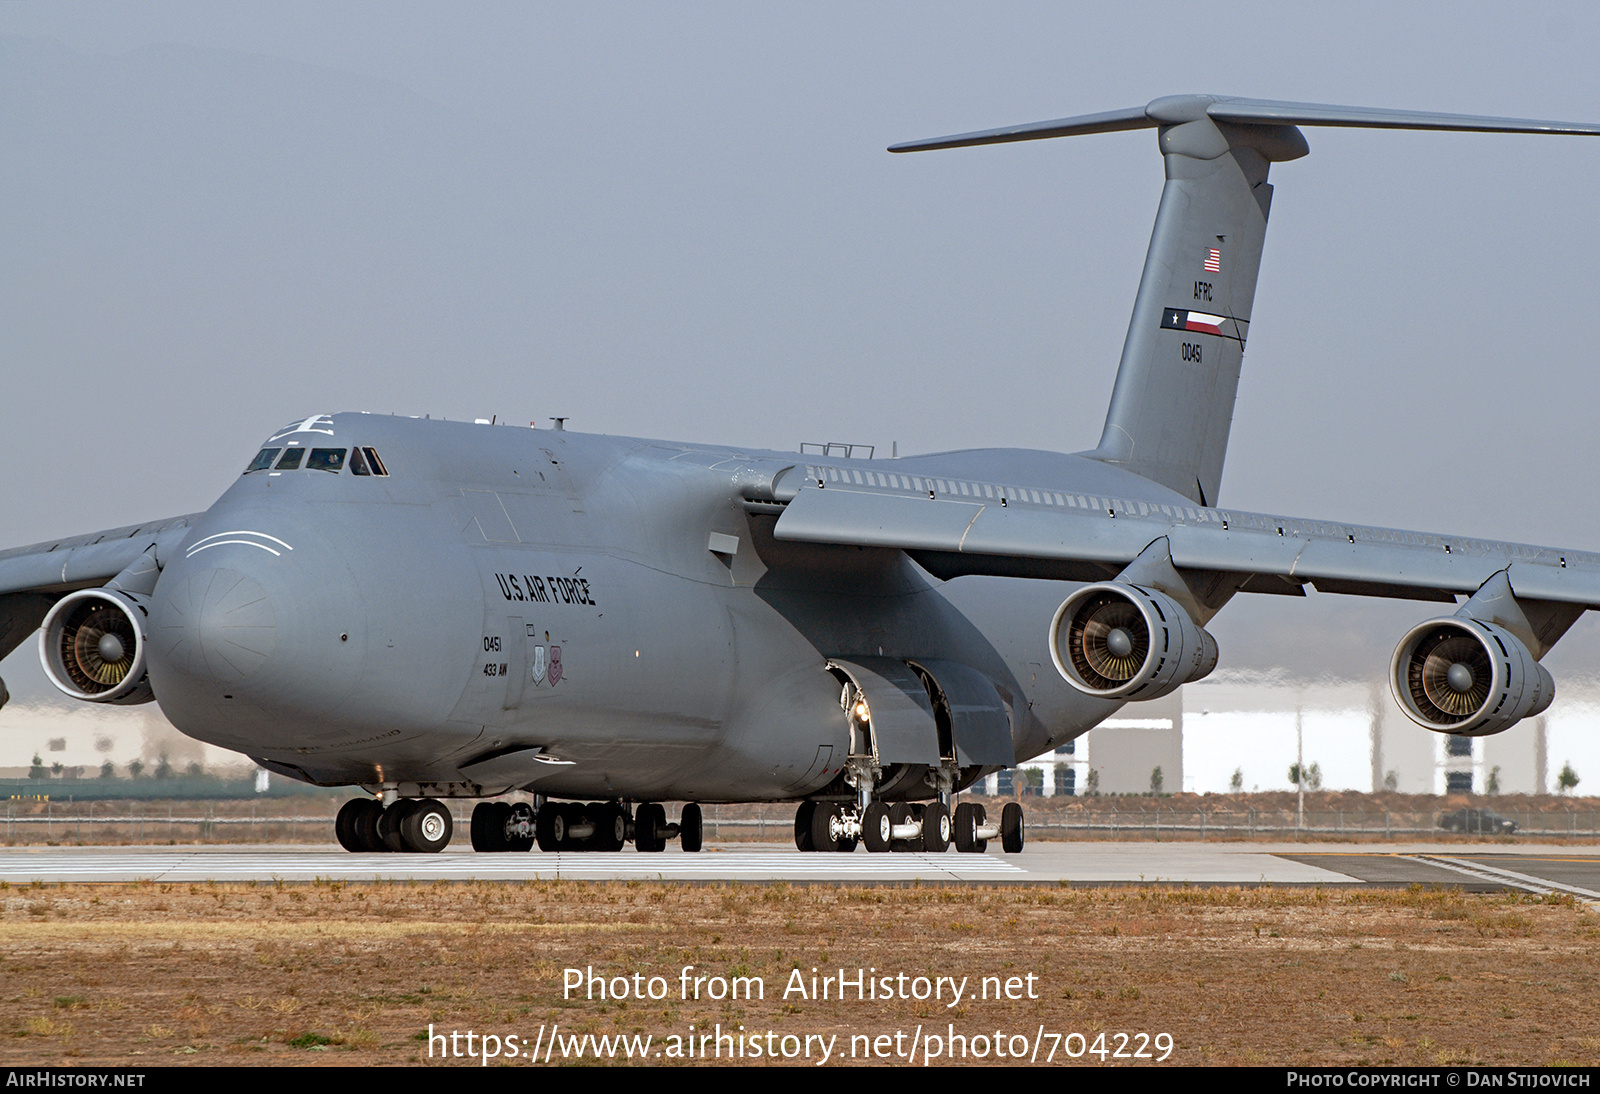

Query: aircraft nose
<box><xmin>146</xmin><ymin>517</ymin><xmax>367</xmax><ymax>741</ymax></box>
<box><xmin>153</xmin><ymin>566</ymin><xmax>278</xmax><ymax>684</ymax></box>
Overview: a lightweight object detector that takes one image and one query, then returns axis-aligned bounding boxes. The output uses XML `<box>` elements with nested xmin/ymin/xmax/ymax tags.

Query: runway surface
<box><xmin>3</xmin><ymin>842</ymin><xmax>1598</xmax><ymax>899</ymax></box>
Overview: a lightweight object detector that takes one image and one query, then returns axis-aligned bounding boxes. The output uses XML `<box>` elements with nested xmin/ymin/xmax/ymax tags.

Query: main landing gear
<box><xmin>334</xmin><ymin>797</ymin><xmax>705</xmax><ymax>854</ymax></box>
<box><xmin>795</xmin><ymin>799</ymin><xmax>1023</xmax><ymax>854</ymax></box>
<box><xmin>335</xmin><ymin>797</ymin><xmax>454</xmax><ymax>853</ymax></box>
<box><xmin>469</xmin><ymin>800</ymin><xmax>703</xmax><ymax>854</ymax></box>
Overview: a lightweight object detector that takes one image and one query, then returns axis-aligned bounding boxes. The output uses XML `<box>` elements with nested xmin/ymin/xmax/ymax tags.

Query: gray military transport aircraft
<box><xmin>4</xmin><ymin>95</ymin><xmax>1600</xmax><ymax>857</ymax></box>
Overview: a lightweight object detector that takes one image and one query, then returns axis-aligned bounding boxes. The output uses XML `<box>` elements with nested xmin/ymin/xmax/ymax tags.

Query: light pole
<box><xmin>1295</xmin><ymin>706</ymin><xmax>1305</xmax><ymax>835</ymax></box>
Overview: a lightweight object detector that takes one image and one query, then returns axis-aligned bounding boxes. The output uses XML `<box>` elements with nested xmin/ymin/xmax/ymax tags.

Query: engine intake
<box><xmin>38</xmin><ymin>589</ymin><xmax>155</xmax><ymax>705</ymax></box>
<box><xmin>1390</xmin><ymin>618</ymin><xmax>1553</xmax><ymax>736</ymax></box>
<box><xmin>1049</xmin><ymin>583</ymin><xmax>1218</xmax><ymax>700</ymax></box>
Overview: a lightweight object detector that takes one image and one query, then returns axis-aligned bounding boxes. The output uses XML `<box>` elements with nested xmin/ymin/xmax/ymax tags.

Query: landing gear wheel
<box><xmin>334</xmin><ymin>799</ymin><xmax>377</xmax><ymax>850</ymax></box>
<box><xmin>591</xmin><ymin>802</ymin><xmax>627</xmax><ymax>852</ymax></box>
<box><xmin>889</xmin><ymin>803</ymin><xmax>915</xmax><ymax>852</ymax></box>
<box><xmin>378</xmin><ymin>799</ymin><xmax>415</xmax><ymax>853</ymax></box>
<box><xmin>862</xmin><ymin>802</ymin><xmax>892</xmax><ymax>853</ymax></box>
<box><xmin>1001</xmin><ymin>802</ymin><xmax>1025</xmax><ymax>854</ymax></box>
<box><xmin>536</xmin><ymin>801</ymin><xmax>568</xmax><ymax>851</ymax></box>
<box><xmin>563</xmin><ymin>802</ymin><xmax>587</xmax><ymax>848</ymax></box>
<box><xmin>334</xmin><ymin>799</ymin><xmax>368</xmax><ymax>850</ymax></box>
<box><xmin>794</xmin><ymin>802</ymin><xmax>817</xmax><ymax>852</ymax></box>
<box><xmin>922</xmin><ymin>802</ymin><xmax>951</xmax><ymax>852</ymax></box>
<box><xmin>809</xmin><ymin>802</ymin><xmax>842</xmax><ymax>852</ymax></box>
<box><xmin>635</xmin><ymin>803</ymin><xmax>667</xmax><ymax>852</ymax></box>
<box><xmin>401</xmin><ymin>799</ymin><xmax>453</xmax><ymax>853</ymax></box>
<box><xmin>954</xmin><ymin>802</ymin><xmax>987</xmax><ymax>853</ymax></box>
<box><xmin>471</xmin><ymin>802</ymin><xmax>510</xmax><ymax>852</ymax></box>
<box><xmin>680</xmin><ymin>803</ymin><xmax>703</xmax><ymax>852</ymax></box>
<box><xmin>835</xmin><ymin>832</ymin><xmax>858</xmax><ymax>853</ymax></box>
<box><xmin>351</xmin><ymin>799</ymin><xmax>385</xmax><ymax>852</ymax></box>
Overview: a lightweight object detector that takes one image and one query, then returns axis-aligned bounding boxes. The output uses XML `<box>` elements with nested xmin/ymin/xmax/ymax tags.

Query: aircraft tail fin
<box><xmin>893</xmin><ymin>96</ymin><xmax>1600</xmax><ymax>506</ymax></box>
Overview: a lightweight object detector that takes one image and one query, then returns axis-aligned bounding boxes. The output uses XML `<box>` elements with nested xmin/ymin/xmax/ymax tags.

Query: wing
<box><xmin>772</xmin><ymin>470</ymin><xmax>1596</xmax><ymax>735</ymax></box>
<box><xmin>0</xmin><ymin>514</ymin><xmax>199</xmax><ymax>661</ymax></box>
<box><xmin>771</xmin><ymin>474</ymin><xmax>1598</xmax><ymax>607</ymax></box>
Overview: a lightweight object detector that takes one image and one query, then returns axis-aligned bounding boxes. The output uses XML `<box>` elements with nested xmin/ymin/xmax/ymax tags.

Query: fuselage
<box><xmin>144</xmin><ymin>412</ymin><xmax>1189</xmax><ymax>800</ymax></box>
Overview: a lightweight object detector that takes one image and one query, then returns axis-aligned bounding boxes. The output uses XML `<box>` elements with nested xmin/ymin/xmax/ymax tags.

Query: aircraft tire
<box><xmin>375</xmin><ymin>800</ymin><xmax>414</xmax><ymax>852</ymax></box>
<box><xmin>1001</xmin><ymin>802</ymin><xmax>1025</xmax><ymax>854</ymax></box>
<box><xmin>336</xmin><ymin>798</ymin><xmax>371</xmax><ymax>852</ymax></box>
<box><xmin>470</xmin><ymin>802</ymin><xmax>505</xmax><ymax>852</ymax></box>
<box><xmin>680</xmin><ymin>803</ymin><xmax>703</xmax><ymax>852</ymax></box>
<box><xmin>889</xmin><ymin>803</ymin><xmax>915</xmax><ymax>852</ymax></box>
<box><xmin>953</xmin><ymin>802</ymin><xmax>977</xmax><ymax>854</ymax></box>
<box><xmin>922</xmin><ymin>802</ymin><xmax>951</xmax><ymax>852</ymax></box>
<box><xmin>350</xmin><ymin>799</ymin><xmax>385</xmax><ymax>852</ymax></box>
<box><xmin>635</xmin><ymin>803</ymin><xmax>667</xmax><ymax>852</ymax></box>
<box><xmin>809</xmin><ymin>802</ymin><xmax>842</xmax><ymax>852</ymax></box>
<box><xmin>535</xmin><ymin>801</ymin><xmax>564</xmax><ymax>851</ymax></box>
<box><xmin>591</xmin><ymin>802</ymin><xmax>627</xmax><ymax>851</ymax></box>
<box><xmin>401</xmin><ymin>799</ymin><xmax>453</xmax><ymax>853</ymax></box>
<box><xmin>793</xmin><ymin>802</ymin><xmax>816</xmax><ymax>852</ymax></box>
<box><xmin>862</xmin><ymin>802</ymin><xmax>892</xmax><ymax>853</ymax></box>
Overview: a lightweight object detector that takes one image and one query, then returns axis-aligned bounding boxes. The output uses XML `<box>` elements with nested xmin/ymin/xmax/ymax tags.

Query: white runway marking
<box><xmin>1413</xmin><ymin>855</ymin><xmax>1600</xmax><ymax>908</ymax></box>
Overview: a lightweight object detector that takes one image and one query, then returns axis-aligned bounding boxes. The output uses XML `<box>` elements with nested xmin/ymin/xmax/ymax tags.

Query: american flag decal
<box><xmin>1204</xmin><ymin>248</ymin><xmax>1221</xmax><ymax>272</ymax></box>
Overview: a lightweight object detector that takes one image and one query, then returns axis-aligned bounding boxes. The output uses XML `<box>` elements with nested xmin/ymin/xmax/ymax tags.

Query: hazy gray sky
<box><xmin>6</xmin><ymin>1</ymin><xmax>1600</xmax><ymax>699</ymax></box>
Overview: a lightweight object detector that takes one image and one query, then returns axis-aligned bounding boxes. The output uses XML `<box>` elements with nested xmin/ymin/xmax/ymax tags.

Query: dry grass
<box><xmin>0</xmin><ymin>879</ymin><xmax>1595</xmax><ymax>1067</ymax></box>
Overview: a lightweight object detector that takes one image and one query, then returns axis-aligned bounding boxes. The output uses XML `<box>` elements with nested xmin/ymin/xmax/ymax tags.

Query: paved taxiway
<box><xmin>2</xmin><ymin>843</ymin><xmax>1597</xmax><ymax>900</ymax></box>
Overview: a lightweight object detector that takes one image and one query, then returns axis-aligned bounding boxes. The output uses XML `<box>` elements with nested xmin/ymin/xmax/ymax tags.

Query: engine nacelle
<box><xmin>1048</xmin><ymin>583</ymin><xmax>1218</xmax><ymax>701</ymax></box>
<box><xmin>1390</xmin><ymin>617</ymin><xmax>1554</xmax><ymax>737</ymax></box>
<box><xmin>38</xmin><ymin>589</ymin><xmax>155</xmax><ymax>705</ymax></box>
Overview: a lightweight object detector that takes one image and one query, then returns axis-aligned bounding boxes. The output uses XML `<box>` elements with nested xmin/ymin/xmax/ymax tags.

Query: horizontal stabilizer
<box><xmin>890</xmin><ymin>95</ymin><xmax>1600</xmax><ymax>152</ymax></box>
<box><xmin>1203</xmin><ymin>98</ymin><xmax>1600</xmax><ymax>136</ymax></box>
<box><xmin>888</xmin><ymin>106</ymin><xmax>1155</xmax><ymax>152</ymax></box>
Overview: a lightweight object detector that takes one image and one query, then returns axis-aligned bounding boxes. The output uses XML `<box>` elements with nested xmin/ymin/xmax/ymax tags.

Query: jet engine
<box><xmin>1048</xmin><ymin>583</ymin><xmax>1218</xmax><ymax>701</ymax></box>
<box><xmin>38</xmin><ymin>589</ymin><xmax>155</xmax><ymax>705</ymax></box>
<box><xmin>1390</xmin><ymin>618</ymin><xmax>1553</xmax><ymax>737</ymax></box>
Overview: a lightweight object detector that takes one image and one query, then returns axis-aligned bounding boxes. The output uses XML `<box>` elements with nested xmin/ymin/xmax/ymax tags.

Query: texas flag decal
<box><xmin>1161</xmin><ymin>308</ymin><xmax>1226</xmax><ymax>336</ymax></box>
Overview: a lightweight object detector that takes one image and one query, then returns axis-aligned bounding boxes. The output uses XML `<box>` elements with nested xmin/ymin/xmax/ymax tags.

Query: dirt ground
<box><xmin>2</xmin><ymin>879</ymin><xmax>1596</xmax><ymax>1067</ymax></box>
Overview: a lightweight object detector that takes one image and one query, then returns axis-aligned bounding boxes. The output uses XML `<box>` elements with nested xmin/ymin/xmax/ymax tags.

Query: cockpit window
<box><xmin>362</xmin><ymin>447</ymin><xmax>389</xmax><ymax>476</ymax></box>
<box><xmin>275</xmin><ymin>448</ymin><xmax>305</xmax><ymax>470</ymax></box>
<box><xmin>246</xmin><ymin>449</ymin><xmax>280</xmax><ymax>472</ymax></box>
<box><xmin>349</xmin><ymin>447</ymin><xmax>371</xmax><ymax>476</ymax></box>
<box><xmin>307</xmin><ymin>448</ymin><xmax>346</xmax><ymax>472</ymax></box>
